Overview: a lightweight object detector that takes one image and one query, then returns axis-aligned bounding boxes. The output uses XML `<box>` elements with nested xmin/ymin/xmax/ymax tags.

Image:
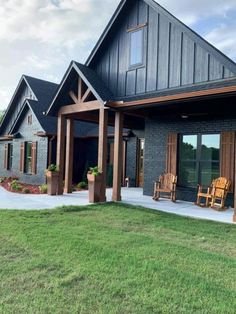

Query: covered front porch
<box><xmin>46</xmin><ymin>62</ymin><xmax>236</xmax><ymax>223</ymax></box>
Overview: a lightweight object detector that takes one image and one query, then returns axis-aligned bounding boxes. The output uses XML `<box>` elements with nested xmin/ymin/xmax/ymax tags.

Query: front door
<box><xmin>137</xmin><ymin>138</ymin><xmax>145</xmax><ymax>187</ymax></box>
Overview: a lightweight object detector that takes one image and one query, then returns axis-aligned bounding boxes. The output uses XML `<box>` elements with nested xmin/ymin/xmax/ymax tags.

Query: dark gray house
<box><xmin>47</xmin><ymin>0</ymin><xmax>236</xmax><ymax>206</ymax></box>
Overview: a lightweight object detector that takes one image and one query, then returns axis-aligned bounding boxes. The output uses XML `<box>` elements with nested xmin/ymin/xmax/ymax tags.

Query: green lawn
<box><xmin>0</xmin><ymin>204</ymin><xmax>235</xmax><ymax>314</ymax></box>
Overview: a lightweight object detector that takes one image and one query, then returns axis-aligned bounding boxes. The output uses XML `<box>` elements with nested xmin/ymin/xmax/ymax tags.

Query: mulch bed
<box><xmin>0</xmin><ymin>177</ymin><xmax>88</xmax><ymax>194</ymax></box>
<box><xmin>0</xmin><ymin>178</ymin><xmax>41</xmax><ymax>194</ymax></box>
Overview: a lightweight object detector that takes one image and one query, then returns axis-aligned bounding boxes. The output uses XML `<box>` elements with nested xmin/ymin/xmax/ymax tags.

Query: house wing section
<box><xmin>86</xmin><ymin>0</ymin><xmax>236</xmax><ymax>99</ymax></box>
<box><xmin>0</xmin><ymin>75</ymin><xmax>58</xmax><ymax>136</ymax></box>
<box><xmin>0</xmin><ymin>76</ymin><xmax>37</xmax><ymax>136</ymax></box>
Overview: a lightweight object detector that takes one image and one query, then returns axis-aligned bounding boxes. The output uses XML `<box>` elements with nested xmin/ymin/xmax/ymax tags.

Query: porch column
<box><xmin>64</xmin><ymin>119</ymin><xmax>74</xmax><ymax>194</ymax></box>
<box><xmin>112</xmin><ymin>111</ymin><xmax>124</xmax><ymax>202</ymax></box>
<box><xmin>98</xmin><ymin>108</ymin><xmax>108</xmax><ymax>202</ymax></box>
<box><xmin>56</xmin><ymin>114</ymin><xmax>66</xmax><ymax>195</ymax></box>
<box><xmin>234</xmin><ymin>143</ymin><xmax>236</xmax><ymax>222</ymax></box>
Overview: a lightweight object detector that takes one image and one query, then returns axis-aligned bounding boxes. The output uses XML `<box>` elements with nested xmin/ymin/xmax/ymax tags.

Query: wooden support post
<box><xmin>56</xmin><ymin>114</ymin><xmax>66</xmax><ymax>195</ymax></box>
<box><xmin>112</xmin><ymin>111</ymin><xmax>124</xmax><ymax>202</ymax></box>
<box><xmin>98</xmin><ymin>108</ymin><xmax>108</xmax><ymax>202</ymax></box>
<box><xmin>234</xmin><ymin>139</ymin><xmax>236</xmax><ymax>222</ymax></box>
<box><xmin>64</xmin><ymin>119</ymin><xmax>74</xmax><ymax>194</ymax></box>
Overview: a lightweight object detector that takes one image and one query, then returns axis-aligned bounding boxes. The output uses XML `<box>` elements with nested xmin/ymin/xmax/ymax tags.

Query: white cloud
<box><xmin>157</xmin><ymin>0</ymin><xmax>236</xmax><ymax>25</ymax></box>
<box><xmin>205</xmin><ymin>24</ymin><xmax>236</xmax><ymax>61</ymax></box>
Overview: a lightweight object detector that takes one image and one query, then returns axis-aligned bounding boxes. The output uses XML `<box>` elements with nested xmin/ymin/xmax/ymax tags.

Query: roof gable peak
<box><xmin>86</xmin><ymin>0</ymin><xmax>236</xmax><ymax>73</ymax></box>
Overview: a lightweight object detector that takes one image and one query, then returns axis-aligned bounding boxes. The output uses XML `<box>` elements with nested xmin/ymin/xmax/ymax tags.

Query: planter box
<box><xmin>46</xmin><ymin>171</ymin><xmax>59</xmax><ymax>196</ymax></box>
<box><xmin>87</xmin><ymin>173</ymin><xmax>103</xmax><ymax>203</ymax></box>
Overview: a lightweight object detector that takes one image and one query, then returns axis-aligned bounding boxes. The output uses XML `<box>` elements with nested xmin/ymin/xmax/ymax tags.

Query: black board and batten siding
<box><xmin>91</xmin><ymin>0</ymin><xmax>236</xmax><ymax>99</ymax></box>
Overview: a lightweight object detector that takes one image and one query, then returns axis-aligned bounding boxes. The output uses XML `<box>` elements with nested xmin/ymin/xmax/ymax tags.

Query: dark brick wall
<box><xmin>0</xmin><ymin>108</ymin><xmax>48</xmax><ymax>185</ymax></box>
<box><xmin>144</xmin><ymin>115</ymin><xmax>236</xmax><ymax>206</ymax></box>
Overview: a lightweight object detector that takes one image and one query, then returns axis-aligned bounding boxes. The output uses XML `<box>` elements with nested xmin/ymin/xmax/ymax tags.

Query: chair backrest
<box><xmin>159</xmin><ymin>173</ymin><xmax>177</xmax><ymax>190</ymax></box>
<box><xmin>211</xmin><ymin>177</ymin><xmax>231</xmax><ymax>198</ymax></box>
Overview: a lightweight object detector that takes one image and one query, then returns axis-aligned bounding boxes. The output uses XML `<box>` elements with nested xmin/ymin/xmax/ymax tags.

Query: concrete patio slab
<box><xmin>0</xmin><ymin>186</ymin><xmax>234</xmax><ymax>224</ymax></box>
<box><xmin>121</xmin><ymin>188</ymin><xmax>235</xmax><ymax>225</ymax></box>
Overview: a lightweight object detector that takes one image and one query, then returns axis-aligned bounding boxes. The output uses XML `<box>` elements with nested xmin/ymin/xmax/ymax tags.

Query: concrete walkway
<box><xmin>0</xmin><ymin>186</ymin><xmax>234</xmax><ymax>224</ymax></box>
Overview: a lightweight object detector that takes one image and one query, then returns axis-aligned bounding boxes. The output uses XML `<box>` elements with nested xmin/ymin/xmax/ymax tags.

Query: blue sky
<box><xmin>0</xmin><ymin>0</ymin><xmax>236</xmax><ymax>109</ymax></box>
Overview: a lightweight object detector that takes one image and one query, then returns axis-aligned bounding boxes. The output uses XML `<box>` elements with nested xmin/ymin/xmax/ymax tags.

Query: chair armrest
<box><xmin>197</xmin><ymin>184</ymin><xmax>203</xmax><ymax>193</ymax></box>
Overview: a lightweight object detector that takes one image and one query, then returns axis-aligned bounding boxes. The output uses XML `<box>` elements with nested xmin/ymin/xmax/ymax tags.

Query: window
<box><xmin>4</xmin><ymin>143</ymin><xmax>13</xmax><ymax>170</ymax></box>
<box><xmin>27</xmin><ymin>114</ymin><xmax>32</xmax><ymax>125</ymax></box>
<box><xmin>9</xmin><ymin>143</ymin><xmax>13</xmax><ymax>170</ymax></box>
<box><xmin>130</xmin><ymin>29</ymin><xmax>144</xmax><ymax>67</ymax></box>
<box><xmin>25</xmin><ymin>142</ymin><xmax>32</xmax><ymax>174</ymax></box>
<box><xmin>179</xmin><ymin>134</ymin><xmax>220</xmax><ymax>188</ymax></box>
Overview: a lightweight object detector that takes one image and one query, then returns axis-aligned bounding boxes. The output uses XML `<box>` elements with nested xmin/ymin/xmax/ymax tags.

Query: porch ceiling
<box><xmin>116</xmin><ymin>93</ymin><xmax>236</xmax><ymax>120</ymax></box>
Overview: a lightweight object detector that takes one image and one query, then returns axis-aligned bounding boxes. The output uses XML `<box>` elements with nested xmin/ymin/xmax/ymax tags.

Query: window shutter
<box><xmin>166</xmin><ymin>133</ymin><xmax>178</xmax><ymax>175</ymax></box>
<box><xmin>20</xmin><ymin>142</ymin><xmax>25</xmax><ymax>172</ymax></box>
<box><xmin>4</xmin><ymin>144</ymin><xmax>9</xmax><ymax>170</ymax></box>
<box><xmin>31</xmin><ymin>142</ymin><xmax>37</xmax><ymax>175</ymax></box>
<box><xmin>220</xmin><ymin>131</ymin><xmax>235</xmax><ymax>192</ymax></box>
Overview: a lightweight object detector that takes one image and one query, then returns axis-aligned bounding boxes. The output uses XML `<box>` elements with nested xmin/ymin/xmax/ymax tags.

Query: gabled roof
<box><xmin>24</xmin><ymin>76</ymin><xmax>58</xmax><ymax>106</ymax></box>
<box><xmin>86</xmin><ymin>0</ymin><xmax>236</xmax><ymax>74</ymax></box>
<box><xmin>8</xmin><ymin>99</ymin><xmax>53</xmax><ymax>135</ymax></box>
<box><xmin>47</xmin><ymin>61</ymin><xmax>113</xmax><ymax>116</ymax></box>
<box><xmin>0</xmin><ymin>75</ymin><xmax>58</xmax><ymax>135</ymax></box>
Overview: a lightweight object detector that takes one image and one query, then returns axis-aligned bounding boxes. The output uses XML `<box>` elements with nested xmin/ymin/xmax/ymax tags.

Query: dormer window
<box><xmin>27</xmin><ymin>114</ymin><xmax>32</xmax><ymax>125</ymax></box>
<box><xmin>129</xmin><ymin>28</ymin><xmax>144</xmax><ymax>68</ymax></box>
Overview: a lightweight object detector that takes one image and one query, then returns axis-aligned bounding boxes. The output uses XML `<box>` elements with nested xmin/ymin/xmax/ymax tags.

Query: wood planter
<box><xmin>46</xmin><ymin>171</ymin><xmax>59</xmax><ymax>196</ymax></box>
<box><xmin>233</xmin><ymin>211</ymin><xmax>236</xmax><ymax>223</ymax></box>
<box><xmin>87</xmin><ymin>173</ymin><xmax>103</xmax><ymax>203</ymax></box>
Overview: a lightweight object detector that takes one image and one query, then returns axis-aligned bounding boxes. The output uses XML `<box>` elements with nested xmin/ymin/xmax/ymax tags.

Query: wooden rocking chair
<box><xmin>153</xmin><ymin>173</ymin><xmax>177</xmax><ymax>202</ymax></box>
<box><xmin>196</xmin><ymin>177</ymin><xmax>231</xmax><ymax>211</ymax></box>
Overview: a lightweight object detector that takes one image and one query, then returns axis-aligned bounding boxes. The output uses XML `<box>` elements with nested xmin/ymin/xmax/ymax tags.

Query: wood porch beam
<box><xmin>112</xmin><ymin>111</ymin><xmax>124</xmax><ymax>202</ymax></box>
<box><xmin>78</xmin><ymin>77</ymin><xmax>82</xmax><ymax>102</ymax></box>
<box><xmin>98</xmin><ymin>108</ymin><xmax>108</xmax><ymax>202</ymax></box>
<box><xmin>56</xmin><ymin>114</ymin><xmax>66</xmax><ymax>195</ymax></box>
<box><xmin>107</xmin><ymin>85</ymin><xmax>236</xmax><ymax>109</ymax></box>
<box><xmin>81</xmin><ymin>88</ymin><xmax>92</xmax><ymax>103</ymax></box>
<box><xmin>59</xmin><ymin>100</ymin><xmax>102</xmax><ymax>115</ymax></box>
<box><xmin>64</xmin><ymin>119</ymin><xmax>74</xmax><ymax>194</ymax></box>
<box><xmin>69</xmin><ymin>91</ymin><xmax>79</xmax><ymax>104</ymax></box>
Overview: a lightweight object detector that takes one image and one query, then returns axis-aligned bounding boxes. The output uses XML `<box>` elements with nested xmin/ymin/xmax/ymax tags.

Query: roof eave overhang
<box><xmin>107</xmin><ymin>85</ymin><xmax>236</xmax><ymax>110</ymax></box>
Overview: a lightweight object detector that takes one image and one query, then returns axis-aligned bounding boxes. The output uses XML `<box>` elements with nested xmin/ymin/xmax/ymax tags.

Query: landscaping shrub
<box><xmin>77</xmin><ymin>182</ymin><xmax>88</xmax><ymax>190</ymax></box>
<box><xmin>40</xmin><ymin>184</ymin><xmax>48</xmax><ymax>194</ymax></box>
<box><xmin>10</xmin><ymin>180</ymin><xmax>22</xmax><ymax>191</ymax></box>
<box><xmin>47</xmin><ymin>164</ymin><xmax>58</xmax><ymax>172</ymax></box>
<box><xmin>23</xmin><ymin>188</ymin><xmax>30</xmax><ymax>194</ymax></box>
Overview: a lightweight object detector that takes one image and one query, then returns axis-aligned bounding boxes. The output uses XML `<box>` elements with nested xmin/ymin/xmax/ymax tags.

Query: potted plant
<box><xmin>46</xmin><ymin>164</ymin><xmax>59</xmax><ymax>195</ymax></box>
<box><xmin>87</xmin><ymin>166</ymin><xmax>103</xmax><ymax>203</ymax></box>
